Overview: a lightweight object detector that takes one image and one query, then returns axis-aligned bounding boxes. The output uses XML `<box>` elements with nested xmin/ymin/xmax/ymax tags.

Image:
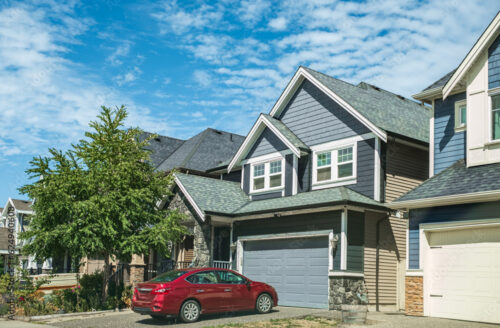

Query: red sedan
<box><xmin>132</xmin><ymin>268</ymin><xmax>278</xmax><ymax>323</ymax></box>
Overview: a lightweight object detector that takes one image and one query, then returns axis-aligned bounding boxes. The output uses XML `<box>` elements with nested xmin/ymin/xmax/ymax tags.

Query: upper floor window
<box><xmin>454</xmin><ymin>100</ymin><xmax>467</xmax><ymax>132</ymax></box>
<box><xmin>492</xmin><ymin>95</ymin><xmax>500</xmax><ymax>140</ymax></box>
<box><xmin>251</xmin><ymin>159</ymin><xmax>283</xmax><ymax>192</ymax></box>
<box><xmin>313</xmin><ymin>145</ymin><xmax>356</xmax><ymax>185</ymax></box>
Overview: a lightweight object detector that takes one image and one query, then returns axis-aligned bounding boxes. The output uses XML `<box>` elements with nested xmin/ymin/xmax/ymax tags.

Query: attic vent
<box><xmin>397</xmin><ymin>95</ymin><xmax>406</xmax><ymax>100</ymax></box>
<box><xmin>372</xmin><ymin>85</ymin><xmax>381</xmax><ymax>91</ymax></box>
<box><xmin>213</xmin><ymin>130</ymin><xmax>223</xmax><ymax>135</ymax></box>
<box><xmin>154</xmin><ymin>137</ymin><xmax>161</xmax><ymax>142</ymax></box>
<box><xmin>230</xmin><ymin>133</ymin><xmax>233</xmax><ymax>141</ymax></box>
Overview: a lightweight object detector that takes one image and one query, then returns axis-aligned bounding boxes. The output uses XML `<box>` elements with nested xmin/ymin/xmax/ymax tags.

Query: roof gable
<box><xmin>227</xmin><ymin>114</ymin><xmax>309</xmax><ymax>172</ymax></box>
<box><xmin>443</xmin><ymin>12</ymin><xmax>500</xmax><ymax>99</ymax></box>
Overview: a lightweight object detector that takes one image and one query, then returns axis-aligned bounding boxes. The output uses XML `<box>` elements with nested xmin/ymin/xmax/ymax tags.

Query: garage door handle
<box><xmin>224</xmin><ymin>288</ymin><xmax>232</xmax><ymax>292</ymax></box>
<box><xmin>430</xmin><ymin>294</ymin><xmax>442</xmax><ymax>297</ymax></box>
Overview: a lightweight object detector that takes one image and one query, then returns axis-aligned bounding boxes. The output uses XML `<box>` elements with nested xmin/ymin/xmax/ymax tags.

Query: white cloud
<box><xmin>115</xmin><ymin>66</ymin><xmax>141</xmax><ymax>86</ymax></box>
<box><xmin>268</xmin><ymin>17</ymin><xmax>287</xmax><ymax>31</ymax></box>
<box><xmin>237</xmin><ymin>0</ymin><xmax>270</xmax><ymax>27</ymax></box>
<box><xmin>0</xmin><ymin>2</ymin><xmax>171</xmax><ymax>158</ymax></box>
<box><xmin>193</xmin><ymin>70</ymin><xmax>212</xmax><ymax>87</ymax></box>
<box><xmin>107</xmin><ymin>41</ymin><xmax>131</xmax><ymax>66</ymax></box>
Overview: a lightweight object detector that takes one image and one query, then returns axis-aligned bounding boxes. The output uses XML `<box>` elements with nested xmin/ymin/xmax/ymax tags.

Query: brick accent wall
<box><xmin>405</xmin><ymin>276</ymin><xmax>423</xmax><ymax>316</ymax></box>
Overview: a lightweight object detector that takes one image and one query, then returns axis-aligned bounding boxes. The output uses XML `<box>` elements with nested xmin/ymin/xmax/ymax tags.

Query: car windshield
<box><xmin>150</xmin><ymin>270</ymin><xmax>188</xmax><ymax>282</ymax></box>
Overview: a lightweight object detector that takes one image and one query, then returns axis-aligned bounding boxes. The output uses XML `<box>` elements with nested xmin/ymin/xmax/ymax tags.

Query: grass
<box><xmin>202</xmin><ymin>316</ymin><xmax>337</xmax><ymax>328</ymax></box>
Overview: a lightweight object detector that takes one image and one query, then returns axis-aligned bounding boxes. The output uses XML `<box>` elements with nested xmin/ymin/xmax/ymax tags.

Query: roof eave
<box><xmin>412</xmin><ymin>87</ymin><xmax>442</xmax><ymax>103</ymax></box>
<box><xmin>442</xmin><ymin>12</ymin><xmax>500</xmax><ymax>99</ymax></box>
<box><xmin>388</xmin><ymin>189</ymin><xmax>500</xmax><ymax>210</ymax></box>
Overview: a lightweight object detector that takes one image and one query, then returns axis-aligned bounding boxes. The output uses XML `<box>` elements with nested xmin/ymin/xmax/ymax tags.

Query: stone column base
<box><xmin>129</xmin><ymin>265</ymin><xmax>145</xmax><ymax>287</ymax></box>
<box><xmin>405</xmin><ymin>276</ymin><xmax>423</xmax><ymax>316</ymax></box>
<box><xmin>329</xmin><ymin>275</ymin><xmax>368</xmax><ymax>310</ymax></box>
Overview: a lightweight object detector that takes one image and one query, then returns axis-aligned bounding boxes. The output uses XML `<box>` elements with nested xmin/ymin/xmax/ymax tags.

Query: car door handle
<box><xmin>196</xmin><ymin>289</ymin><xmax>204</xmax><ymax>293</ymax></box>
<box><xmin>224</xmin><ymin>288</ymin><xmax>231</xmax><ymax>292</ymax></box>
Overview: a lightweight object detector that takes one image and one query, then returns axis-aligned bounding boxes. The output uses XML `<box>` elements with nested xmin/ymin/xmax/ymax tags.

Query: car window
<box><xmin>216</xmin><ymin>270</ymin><xmax>246</xmax><ymax>284</ymax></box>
<box><xmin>150</xmin><ymin>270</ymin><xmax>187</xmax><ymax>282</ymax></box>
<box><xmin>186</xmin><ymin>271</ymin><xmax>219</xmax><ymax>284</ymax></box>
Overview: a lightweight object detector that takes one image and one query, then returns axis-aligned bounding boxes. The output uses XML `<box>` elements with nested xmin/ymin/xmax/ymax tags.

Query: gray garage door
<box><xmin>242</xmin><ymin>236</ymin><xmax>329</xmax><ymax>309</ymax></box>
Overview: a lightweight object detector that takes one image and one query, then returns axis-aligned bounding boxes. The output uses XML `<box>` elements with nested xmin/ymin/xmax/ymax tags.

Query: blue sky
<box><xmin>0</xmin><ymin>0</ymin><xmax>498</xmax><ymax>202</ymax></box>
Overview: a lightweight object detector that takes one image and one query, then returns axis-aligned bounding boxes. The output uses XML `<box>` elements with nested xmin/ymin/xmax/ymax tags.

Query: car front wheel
<box><xmin>256</xmin><ymin>293</ymin><xmax>273</xmax><ymax>314</ymax></box>
<box><xmin>180</xmin><ymin>300</ymin><xmax>201</xmax><ymax>323</ymax></box>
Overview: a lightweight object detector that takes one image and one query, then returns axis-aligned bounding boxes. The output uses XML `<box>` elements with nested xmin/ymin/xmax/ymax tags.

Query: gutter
<box><xmin>388</xmin><ymin>189</ymin><xmax>500</xmax><ymax>210</ymax></box>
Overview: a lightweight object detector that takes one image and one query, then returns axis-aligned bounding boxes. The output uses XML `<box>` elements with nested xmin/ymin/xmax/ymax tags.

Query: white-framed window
<box><xmin>251</xmin><ymin>158</ymin><xmax>284</xmax><ymax>192</ymax></box>
<box><xmin>313</xmin><ymin>144</ymin><xmax>356</xmax><ymax>185</ymax></box>
<box><xmin>492</xmin><ymin>94</ymin><xmax>500</xmax><ymax>141</ymax></box>
<box><xmin>454</xmin><ymin>99</ymin><xmax>467</xmax><ymax>131</ymax></box>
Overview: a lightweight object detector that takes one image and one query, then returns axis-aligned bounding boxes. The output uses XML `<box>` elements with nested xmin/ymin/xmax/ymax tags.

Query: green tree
<box><xmin>19</xmin><ymin>106</ymin><xmax>185</xmax><ymax>301</ymax></box>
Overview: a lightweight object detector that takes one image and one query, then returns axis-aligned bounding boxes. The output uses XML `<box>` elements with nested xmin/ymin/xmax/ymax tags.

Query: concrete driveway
<box><xmin>3</xmin><ymin>308</ymin><xmax>498</xmax><ymax>328</ymax></box>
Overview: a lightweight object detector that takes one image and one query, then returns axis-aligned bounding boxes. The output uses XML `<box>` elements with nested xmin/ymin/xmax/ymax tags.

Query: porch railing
<box><xmin>212</xmin><ymin>260</ymin><xmax>231</xmax><ymax>269</ymax></box>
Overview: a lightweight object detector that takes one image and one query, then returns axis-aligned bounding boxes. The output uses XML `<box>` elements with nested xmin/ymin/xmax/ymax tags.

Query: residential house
<box><xmin>390</xmin><ymin>12</ymin><xmax>500</xmax><ymax>324</ymax></box>
<box><xmin>164</xmin><ymin>66</ymin><xmax>430</xmax><ymax>311</ymax></box>
<box><xmin>0</xmin><ymin>198</ymin><xmax>72</xmax><ymax>275</ymax></box>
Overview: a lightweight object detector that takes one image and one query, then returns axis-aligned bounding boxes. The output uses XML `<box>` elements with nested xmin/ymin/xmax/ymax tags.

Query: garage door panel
<box><xmin>242</xmin><ymin>236</ymin><xmax>329</xmax><ymax>309</ymax></box>
<box><xmin>426</xmin><ymin>226</ymin><xmax>500</xmax><ymax>324</ymax></box>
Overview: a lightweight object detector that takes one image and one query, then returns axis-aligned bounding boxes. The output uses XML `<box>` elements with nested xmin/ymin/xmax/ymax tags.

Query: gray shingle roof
<box><xmin>157</xmin><ymin>129</ymin><xmax>245</xmax><ymax>172</ymax></box>
<box><xmin>394</xmin><ymin>159</ymin><xmax>500</xmax><ymax>203</ymax></box>
<box><xmin>175</xmin><ymin>173</ymin><xmax>384</xmax><ymax>217</ymax></box>
<box><xmin>11</xmin><ymin>199</ymin><xmax>32</xmax><ymax>212</ymax></box>
<box><xmin>422</xmin><ymin>69</ymin><xmax>456</xmax><ymax>92</ymax></box>
<box><xmin>139</xmin><ymin>132</ymin><xmax>185</xmax><ymax>168</ymax></box>
<box><xmin>262</xmin><ymin>114</ymin><xmax>309</xmax><ymax>152</ymax></box>
<box><xmin>303</xmin><ymin>67</ymin><xmax>430</xmax><ymax>143</ymax></box>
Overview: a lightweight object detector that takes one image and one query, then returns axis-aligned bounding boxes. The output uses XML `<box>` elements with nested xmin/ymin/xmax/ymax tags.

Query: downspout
<box><xmin>375</xmin><ymin>217</ymin><xmax>387</xmax><ymax>312</ymax></box>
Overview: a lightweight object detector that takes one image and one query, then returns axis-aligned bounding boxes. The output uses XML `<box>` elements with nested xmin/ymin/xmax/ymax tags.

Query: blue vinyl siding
<box><xmin>246</xmin><ymin>127</ymin><xmax>287</xmax><ymax>159</ymax></box>
<box><xmin>279</xmin><ymin>80</ymin><xmax>370</xmax><ymax>146</ymax></box>
<box><xmin>434</xmin><ymin>92</ymin><xmax>466</xmax><ymax>174</ymax></box>
<box><xmin>298</xmin><ymin>155</ymin><xmax>311</xmax><ymax>192</ymax></box>
<box><xmin>489</xmin><ymin>34</ymin><xmax>500</xmax><ymax>89</ymax></box>
<box><xmin>349</xmin><ymin>138</ymin><xmax>375</xmax><ymax>199</ymax></box>
<box><xmin>284</xmin><ymin>154</ymin><xmax>294</xmax><ymax>196</ymax></box>
<box><xmin>408</xmin><ymin>201</ymin><xmax>500</xmax><ymax>269</ymax></box>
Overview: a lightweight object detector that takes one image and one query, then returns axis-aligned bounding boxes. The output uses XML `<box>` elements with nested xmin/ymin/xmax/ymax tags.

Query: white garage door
<box><xmin>242</xmin><ymin>236</ymin><xmax>329</xmax><ymax>309</ymax></box>
<box><xmin>426</xmin><ymin>225</ymin><xmax>500</xmax><ymax>324</ymax></box>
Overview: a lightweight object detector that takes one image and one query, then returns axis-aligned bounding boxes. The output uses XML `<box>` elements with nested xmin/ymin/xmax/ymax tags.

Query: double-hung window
<box><xmin>251</xmin><ymin>159</ymin><xmax>283</xmax><ymax>192</ymax></box>
<box><xmin>492</xmin><ymin>94</ymin><xmax>500</xmax><ymax>140</ymax></box>
<box><xmin>314</xmin><ymin>145</ymin><xmax>355</xmax><ymax>184</ymax></box>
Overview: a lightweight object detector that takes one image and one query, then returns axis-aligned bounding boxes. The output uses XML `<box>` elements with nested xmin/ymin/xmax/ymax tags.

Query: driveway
<box><xmin>50</xmin><ymin>307</ymin><xmax>329</xmax><ymax>328</ymax></box>
<box><xmin>6</xmin><ymin>308</ymin><xmax>498</xmax><ymax>328</ymax></box>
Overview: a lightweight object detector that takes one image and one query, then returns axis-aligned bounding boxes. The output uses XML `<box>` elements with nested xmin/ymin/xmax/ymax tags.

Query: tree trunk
<box><xmin>102</xmin><ymin>254</ymin><xmax>110</xmax><ymax>304</ymax></box>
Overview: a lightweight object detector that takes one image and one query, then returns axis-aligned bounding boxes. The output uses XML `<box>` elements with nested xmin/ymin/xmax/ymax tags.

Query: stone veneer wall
<box><xmin>405</xmin><ymin>276</ymin><xmax>423</xmax><ymax>316</ymax></box>
<box><xmin>329</xmin><ymin>276</ymin><xmax>369</xmax><ymax>310</ymax></box>
<box><xmin>168</xmin><ymin>192</ymin><xmax>211</xmax><ymax>267</ymax></box>
<box><xmin>129</xmin><ymin>265</ymin><xmax>145</xmax><ymax>287</ymax></box>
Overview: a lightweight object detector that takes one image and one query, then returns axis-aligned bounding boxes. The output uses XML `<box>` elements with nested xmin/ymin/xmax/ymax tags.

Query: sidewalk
<box><xmin>0</xmin><ymin>320</ymin><xmax>58</xmax><ymax>328</ymax></box>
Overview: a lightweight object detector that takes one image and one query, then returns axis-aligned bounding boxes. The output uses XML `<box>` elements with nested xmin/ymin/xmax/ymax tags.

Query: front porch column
<box><xmin>129</xmin><ymin>254</ymin><xmax>145</xmax><ymax>287</ymax></box>
<box><xmin>340</xmin><ymin>208</ymin><xmax>348</xmax><ymax>270</ymax></box>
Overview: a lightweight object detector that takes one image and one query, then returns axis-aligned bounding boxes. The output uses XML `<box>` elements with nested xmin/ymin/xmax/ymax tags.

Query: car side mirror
<box><xmin>246</xmin><ymin>280</ymin><xmax>251</xmax><ymax>288</ymax></box>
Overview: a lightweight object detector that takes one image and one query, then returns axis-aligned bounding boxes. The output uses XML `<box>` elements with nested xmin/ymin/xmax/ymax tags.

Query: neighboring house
<box><xmin>163</xmin><ymin>66</ymin><xmax>430</xmax><ymax>311</ymax></box>
<box><xmin>0</xmin><ymin>198</ymin><xmax>71</xmax><ymax>275</ymax></box>
<box><xmin>390</xmin><ymin>12</ymin><xmax>500</xmax><ymax>325</ymax></box>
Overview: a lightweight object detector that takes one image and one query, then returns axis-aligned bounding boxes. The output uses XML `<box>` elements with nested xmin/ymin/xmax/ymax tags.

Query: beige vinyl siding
<box><xmin>385</xmin><ymin>141</ymin><xmax>428</xmax><ymax>203</ymax></box>
<box><xmin>364</xmin><ymin>211</ymin><xmax>406</xmax><ymax>306</ymax></box>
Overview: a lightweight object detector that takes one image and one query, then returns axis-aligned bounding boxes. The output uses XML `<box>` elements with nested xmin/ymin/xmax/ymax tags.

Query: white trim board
<box><xmin>228</xmin><ymin>114</ymin><xmax>303</xmax><ymax>173</ymax></box>
<box><xmin>388</xmin><ymin>189</ymin><xmax>500</xmax><ymax>209</ymax></box>
<box><xmin>374</xmin><ymin>137</ymin><xmax>381</xmax><ymax>202</ymax></box>
<box><xmin>174</xmin><ymin>175</ymin><xmax>206</xmax><ymax>221</ymax></box>
<box><xmin>443</xmin><ymin>12</ymin><xmax>500</xmax><ymax>99</ymax></box>
<box><xmin>269</xmin><ymin>67</ymin><xmax>387</xmax><ymax>143</ymax></box>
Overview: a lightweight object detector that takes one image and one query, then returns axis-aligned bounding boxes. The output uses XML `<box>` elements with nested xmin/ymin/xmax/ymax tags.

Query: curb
<box><xmin>13</xmin><ymin>308</ymin><xmax>132</xmax><ymax>322</ymax></box>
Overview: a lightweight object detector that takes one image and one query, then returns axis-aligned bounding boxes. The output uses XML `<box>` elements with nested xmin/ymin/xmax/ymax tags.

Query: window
<box><xmin>492</xmin><ymin>95</ymin><xmax>500</xmax><ymax>140</ymax></box>
<box><xmin>186</xmin><ymin>271</ymin><xmax>218</xmax><ymax>284</ymax></box>
<box><xmin>251</xmin><ymin>159</ymin><xmax>283</xmax><ymax>192</ymax></box>
<box><xmin>454</xmin><ymin>100</ymin><xmax>467</xmax><ymax>131</ymax></box>
<box><xmin>313</xmin><ymin>145</ymin><xmax>355</xmax><ymax>185</ymax></box>
<box><xmin>151</xmin><ymin>270</ymin><xmax>188</xmax><ymax>282</ymax></box>
<box><xmin>216</xmin><ymin>270</ymin><xmax>246</xmax><ymax>284</ymax></box>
